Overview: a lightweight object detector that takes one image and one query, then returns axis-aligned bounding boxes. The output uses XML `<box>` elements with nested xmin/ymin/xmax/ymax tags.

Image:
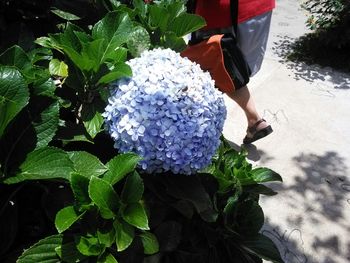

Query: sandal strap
<box><xmin>247</xmin><ymin>119</ymin><xmax>266</xmax><ymax>133</ymax></box>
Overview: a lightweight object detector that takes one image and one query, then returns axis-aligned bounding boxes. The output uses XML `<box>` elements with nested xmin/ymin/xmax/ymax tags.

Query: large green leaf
<box><xmin>0</xmin><ymin>45</ymin><xmax>31</xmax><ymax>72</ymax></box>
<box><xmin>126</xmin><ymin>26</ymin><xmax>151</xmax><ymax>57</ymax></box>
<box><xmin>168</xmin><ymin>13</ymin><xmax>206</xmax><ymax>37</ymax></box>
<box><xmin>242</xmin><ymin>233</ymin><xmax>284</xmax><ymax>263</ymax></box>
<box><xmin>92</xmin><ymin>11</ymin><xmax>133</xmax><ymax>65</ymax></box>
<box><xmin>55</xmin><ymin>242</ymin><xmax>87</xmax><ymax>263</ymax></box>
<box><xmin>133</xmin><ymin>0</ymin><xmax>148</xmax><ymax>18</ymax></box>
<box><xmin>81</xmin><ymin>103</ymin><xmax>104</xmax><ymax>139</ymax></box>
<box><xmin>32</xmin><ymin>78</ymin><xmax>57</xmax><ymax>98</ymax></box>
<box><xmin>68</xmin><ymin>151</ymin><xmax>107</xmax><ymax>178</ymax></box>
<box><xmin>55</xmin><ymin>206</ymin><xmax>85</xmax><ymax>233</ymax></box>
<box><xmin>80</xmin><ymin>38</ymin><xmax>106</xmax><ymax>72</ymax></box>
<box><xmin>103</xmin><ymin>153</ymin><xmax>142</xmax><ymax>185</ymax></box>
<box><xmin>76</xmin><ymin>236</ymin><xmax>104</xmax><ymax>256</ymax></box>
<box><xmin>33</xmin><ymin>101</ymin><xmax>60</xmax><ymax>149</ymax></box>
<box><xmin>0</xmin><ymin>66</ymin><xmax>29</xmax><ymax>137</ymax></box>
<box><xmin>164</xmin><ymin>175</ymin><xmax>218</xmax><ymax>222</ymax></box>
<box><xmin>88</xmin><ymin>176</ymin><xmax>120</xmax><ymax>219</ymax></box>
<box><xmin>97</xmin><ymin>226</ymin><xmax>116</xmax><ymax>247</ymax></box>
<box><xmin>49</xmin><ymin>59</ymin><xmax>68</xmax><ymax>77</ymax></box>
<box><xmin>148</xmin><ymin>5</ymin><xmax>170</xmax><ymax>32</ymax></box>
<box><xmin>55</xmin><ymin>121</ymin><xmax>93</xmax><ymax>145</ymax></box>
<box><xmin>114</xmin><ymin>219</ymin><xmax>135</xmax><ymax>252</ymax></box>
<box><xmin>97</xmin><ymin>62</ymin><xmax>132</xmax><ymax>84</ymax></box>
<box><xmin>17</xmin><ymin>234</ymin><xmax>63</xmax><ymax>263</ymax></box>
<box><xmin>51</xmin><ymin>8</ymin><xmax>81</xmax><ymax>21</ymax></box>
<box><xmin>237</xmin><ymin>200</ymin><xmax>265</xmax><ymax>235</ymax></box>
<box><xmin>4</xmin><ymin>147</ymin><xmax>74</xmax><ymax>184</ymax></box>
<box><xmin>122</xmin><ymin>202</ymin><xmax>149</xmax><ymax>230</ymax></box>
<box><xmin>163</xmin><ymin>31</ymin><xmax>187</xmax><ymax>52</ymax></box>
<box><xmin>97</xmin><ymin>253</ymin><xmax>118</xmax><ymax>263</ymax></box>
<box><xmin>121</xmin><ymin>171</ymin><xmax>144</xmax><ymax>203</ymax></box>
<box><xmin>250</xmin><ymin>168</ymin><xmax>283</xmax><ymax>183</ymax></box>
<box><xmin>70</xmin><ymin>172</ymin><xmax>91</xmax><ymax>206</ymax></box>
<box><xmin>236</xmin><ymin>167</ymin><xmax>282</xmax><ymax>186</ymax></box>
<box><xmin>140</xmin><ymin>232</ymin><xmax>159</xmax><ymax>255</ymax></box>
<box><xmin>243</xmin><ymin>184</ymin><xmax>278</xmax><ymax>196</ymax></box>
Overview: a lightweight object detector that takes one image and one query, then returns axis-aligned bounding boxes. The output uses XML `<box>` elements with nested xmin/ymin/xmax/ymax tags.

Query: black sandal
<box><xmin>243</xmin><ymin>119</ymin><xmax>273</xmax><ymax>144</ymax></box>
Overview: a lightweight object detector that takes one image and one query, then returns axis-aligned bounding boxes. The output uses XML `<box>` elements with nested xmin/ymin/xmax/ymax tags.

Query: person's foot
<box><xmin>243</xmin><ymin>119</ymin><xmax>273</xmax><ymax>144</ymax></box>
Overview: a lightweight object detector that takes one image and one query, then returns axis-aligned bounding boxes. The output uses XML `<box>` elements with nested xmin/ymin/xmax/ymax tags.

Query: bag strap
<box><xmin>230</xmin><ymin>0</ymin><xmax>239</xmax><ymax>34</ymax></box>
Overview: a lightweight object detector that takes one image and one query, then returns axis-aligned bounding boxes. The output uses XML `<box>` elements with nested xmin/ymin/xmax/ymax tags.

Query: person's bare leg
<box><xmin>227</xmin><ymin>85</ymin><xmax>269</xmax><ymax>139</ymax></box>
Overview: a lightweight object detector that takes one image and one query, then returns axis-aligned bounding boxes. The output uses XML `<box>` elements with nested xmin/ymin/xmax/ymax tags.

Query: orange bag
<box><xmin>180</xmin><ymin>34</ymin><xmax>235</xmax><ymax>95</ymax></box>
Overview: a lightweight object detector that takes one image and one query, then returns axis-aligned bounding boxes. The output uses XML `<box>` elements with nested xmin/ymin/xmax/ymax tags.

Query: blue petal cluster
<box><xmin>103</xmin><ymin>48</ymin><xmax>227</xmax><ymax>174</ymax></box>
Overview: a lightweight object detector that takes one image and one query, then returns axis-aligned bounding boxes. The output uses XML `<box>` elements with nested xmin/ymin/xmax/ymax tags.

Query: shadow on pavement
<box><xmin>264</xmin><ymin>151</ymin><xmax>350</xmax><ymax>263</ymax></box>
<box><xmin>271</xmin><ymin>35</ymin><xmax>350</xmax><ymax>90</ymax></box>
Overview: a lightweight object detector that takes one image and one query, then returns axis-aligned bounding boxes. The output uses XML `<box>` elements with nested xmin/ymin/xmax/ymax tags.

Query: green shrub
<box><xmin>0</xmin><ymin>1</ymin><xmax>284</xmax><ymax>262</ymax></box>
<box><xmin>302</xmin><ymin>0</ymin><xmax>350</xmax><ymax>48</ymax></box>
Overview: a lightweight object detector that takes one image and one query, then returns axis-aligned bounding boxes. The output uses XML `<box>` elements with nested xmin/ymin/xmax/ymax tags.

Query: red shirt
<box><xmin>195</xmin><ymin>0</ymin><xmax>275</xmax><ymax>29</ymax></box>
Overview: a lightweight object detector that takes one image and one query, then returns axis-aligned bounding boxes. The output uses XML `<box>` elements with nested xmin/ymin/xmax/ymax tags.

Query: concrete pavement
<box><xmin>222</xmin><ymin>0</ymin><xmax>350</xmax><ymax>262</ymax></box>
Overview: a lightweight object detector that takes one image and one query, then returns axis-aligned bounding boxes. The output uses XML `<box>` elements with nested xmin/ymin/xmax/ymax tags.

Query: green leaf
<box><xmin>0</xmin><ymin>66</ymin><xmax>29</xmax><ymax>137</ymax></box>
<box><xmin>4</xmin><ymin>147</ymin><xmax>74</xmax><ymax>184</ymax></box>
<box><xmin>17</xmin><ymin>234</ymin><xmax>62</xmax><ymax>263</ymax></box>
<box><xmin>114</xmin><ymin>219</ymin><xmax>135</xmax><ymax>251</ymax></box>
<box><xmin>121</xmin><ymin>171</ymin><xmax>144</xmax><ymax>203</ymax></box>
<box><xmin>35</xmin><ymin>37</ymin><xmax>61</xmax><ymax>50</ymax></box>
<box><xmin>68</xmin><ymin>151</ymin><xmax>107</xmax><ymax>178</ymax></box>
<box><xmin>81</xmin><ymin>39</ymin><xmax>106</xmax><ymax>72</ymax></box>
<box><xmin>164</xmin><ymin>175</ymin><xmax>218</xmax><ymax>222</ymax></box>
<box><xmin>92</xmin><ymin>11</ymin><xmax>133</xmax><ymax>64</ymax></box>
<box><xmin>162</xmin><ymin>31</ymin><xmax>187</xmax><ymax>52</ymax></box>
<box><xmin>97</xmin><ymin>253</ymin><xmax>118</xmax><ymax>263</ymax></box>
<box><xmin>237</xmin><ymin>200</ymin><xmax>264</xmax><ymax>235</ymax></box>
<box><xmin>27</xmin><ymin>47</ymin><xmax>52</xmax><ymax>64</ymax></box>
<box><xmin>81</xmin><ymin>103</ymin><xmax>104</xmax><ymax>139</ymax></box>
<box><xmin>51</xmin><ymin>8</ymin><xmax>81</xmax><ymax>21</ymax></box>
<box><xmin>104</xmin><ymin>153</ymin><xmax>142</xmax><ymax>185</ymax></box>
<box><xmin>250</xmin><ymin>168</ymin><xmax>283</xmax><ymax>183</ymax></box>
<box><xmin>97</xmin><ymin>227</ymin><xmax>116</xmax><ymax>247</ymax></box>
<box><xmin>154</xmin><ymin>221</ymin><xmax>182</xmax><ymax>252</ymax></box>
<box><xmin>55</xmin><ymin>121</ymin><xmax>93</xmax><ymax>145</ymax></box>
<box><xmin>97</xmin><ymin>62</ymin><xmax>132</xmax><ymax>84</ymax></box>
<box><xmin>33</xmin><ymin>101</ymin><xmax>60</xmax><ymax>149</ymax></box>
<box><xmin>242</xmin><ymin>233</ymin><xmax>284</xmax><ymax>263</ymax></box>
<box><xmin>223</xmin><ymin>194</ymin><xmax>239</xmax><ymax>215</ymax></box>
<box><xmin>32</xmin><ymin>78</ymin><xmax>56</xmax><ymax>98</ymax></box>
<box><xmin>168</xmin><ymin>13</ymin><xmax>206</xmax><ymax>37</ymax></box>
<box><xmin>88</xmin><ymin>176</ymin><xmax>120</xmax><ymax>219</ymax></box>
<box><xmin>243</xmin><ymin>184</ymin><xmax>278</xmax><ymax>196</ymax></box>
<box><xmin>55</xmin><ymin>206</ymin><xmax>85</xmax><ymax>233</ymax></box>
<box><xmin>133</xmin><ymin>0</ymin><xmax>148</xmax><ymax>18</ymax></box>
<box><xmin>127</xmin><ymin>26</ymin><xmax>151</xmax><ymax>57</ymax></box>
<box><xmin>49</xmin><ymin>59</ymin><xmax>68</xmax><ymax>77</ymax></box>
<box><xmin>55</xmin><ymin>242</ymin><xmax>87</xmax><ymax>263</ymax></box>
<box><xmin>140</xmin><ymin>232</ymin><xmax>159</xmax><ymax>255</ymax></box>
<box><xmin>122</xmin><ymin>203</ymin><xmax>149</xmax><ymax>230</ymax></box>
<box><xmin>76</xmin><ymin>236</ymin><xmax>104</xmax><ymax>256</ymax></box>
<box><xmin>148</xmin><ymin>5</ymin><xmax>170</xmax><ymax>32</ymax></box>
<box><xmin>70</xmin><ymin>172</ymin><xmax>91</xmax><ymax>206</ymax></box>
<box><xmin>0</xmin><ymin>45</ymin><xmax>31</xmax><ymax>71</ymax></box>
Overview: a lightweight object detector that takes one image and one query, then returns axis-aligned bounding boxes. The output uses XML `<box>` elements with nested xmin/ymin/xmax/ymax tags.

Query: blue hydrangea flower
<box><xmin>103</xmin><ymin>48</ymin><xmax>227</xmax><ymax>174</ymax></box>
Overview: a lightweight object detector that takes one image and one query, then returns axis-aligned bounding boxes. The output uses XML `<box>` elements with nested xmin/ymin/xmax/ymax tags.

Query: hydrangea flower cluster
<box><xmin>103</xmin><ymin>48</ymin><xmax>227</xmax><ymax>174</ymax></box>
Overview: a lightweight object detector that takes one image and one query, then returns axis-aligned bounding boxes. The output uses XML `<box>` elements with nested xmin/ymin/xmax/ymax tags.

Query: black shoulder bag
<box><xmin>188</xmin><ymin>0</ymin><xmax>251</xmax><ymax>90</ymax></box>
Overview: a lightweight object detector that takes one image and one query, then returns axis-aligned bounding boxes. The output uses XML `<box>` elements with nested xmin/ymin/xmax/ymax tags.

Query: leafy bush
<box><xmin>0</xmin><ymin>1</ymin><xmax>284</xmax><ymax>262</ymax></box>
<box><xmin>302</xmin><ymin>0</ymin><xmax>350</xmax><ymax>48</ymax></box>
<box><xmin>289</xmin><ymin>0</ymin><xmax>350</xmax><ymax>71</ymax></box>
<box><xmin>303</xmin><ymin>0</ymin><xmax>346</xmax><ymax>30</ymax></box>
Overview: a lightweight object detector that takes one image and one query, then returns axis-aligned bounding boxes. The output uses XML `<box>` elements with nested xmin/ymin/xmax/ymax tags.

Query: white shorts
<box><xmin>237</xmin><ymin>11</ymin><xmax>272</xmax><ymax>76</ymax></box>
